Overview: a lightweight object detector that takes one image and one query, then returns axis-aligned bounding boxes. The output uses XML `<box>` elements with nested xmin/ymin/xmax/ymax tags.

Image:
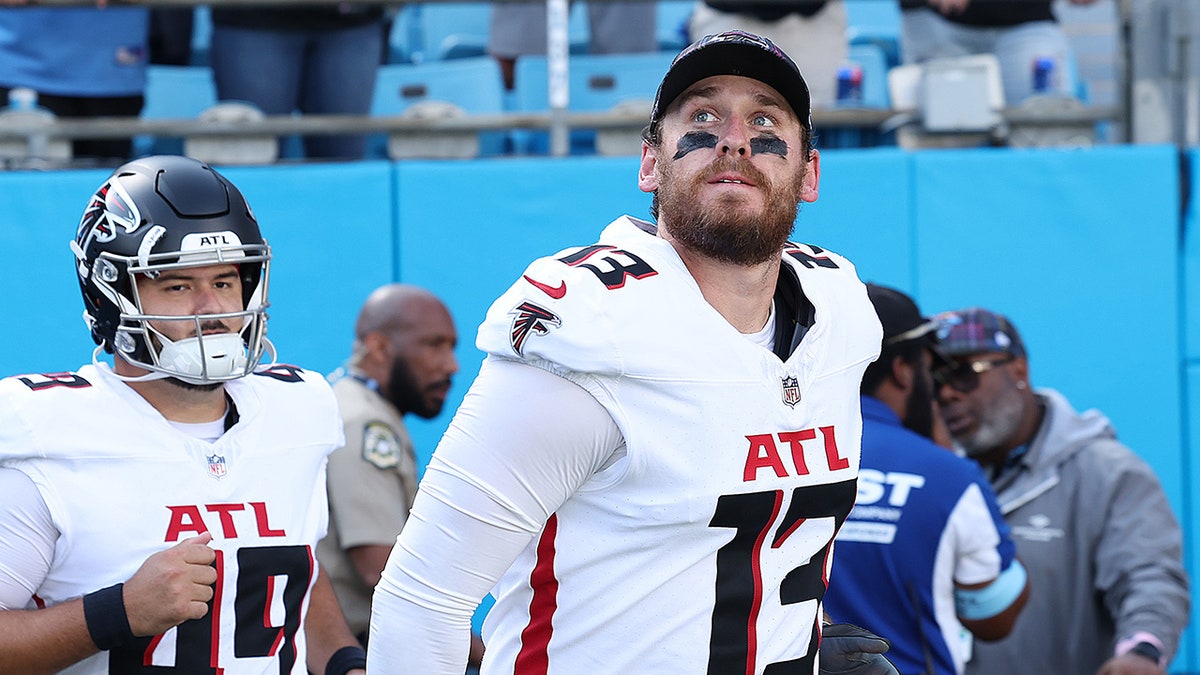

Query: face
<box><xmin>382</xmin><ymin>306</ymin><xmax>459</xmax><ymax>419</ymax></box>
<box><xmin>639</xmin><ymin>75</ymin><xmax>820</xmax><ymax>266</ymax></box>
<box><xmin>937</xmin><ymin>353</ymin><xmax>1025</xmax><ymax>458</ymax></box>
<box><xmin>134</xmin><ymin>263</ymin><xmax>245</xmax><ymax>343</ymax></box>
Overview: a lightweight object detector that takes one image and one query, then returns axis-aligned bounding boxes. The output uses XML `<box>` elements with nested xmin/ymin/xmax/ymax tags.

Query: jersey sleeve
<box><xmin>0</xmin><ymin>468</ymin><xmax>57</xmax><ymax>609</ymax></box>
<box><xmin>368</xmin><ymin>357</ymin><xmax>624</xmax><ymax>675</ymax></box>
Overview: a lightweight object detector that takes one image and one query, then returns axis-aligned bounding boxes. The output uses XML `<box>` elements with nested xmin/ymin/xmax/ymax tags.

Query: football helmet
<box><xmin>70</xmin><ymin>155</ymin><xmax>272</xmax><ymax>384</ymax></box>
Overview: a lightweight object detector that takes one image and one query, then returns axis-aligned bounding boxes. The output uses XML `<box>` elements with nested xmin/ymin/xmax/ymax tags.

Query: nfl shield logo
<box><xmin>781</xmin><ymin>376</ymin><xmax>801</xmax><ymax>407</ymax></box>
<box><xmin>207</xmin><ymin>453</ymin><xmax>228</xmax><ymax>479</ymax></box>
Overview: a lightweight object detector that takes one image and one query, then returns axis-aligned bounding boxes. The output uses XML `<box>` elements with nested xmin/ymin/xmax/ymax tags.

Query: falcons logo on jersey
<box><xmin>510</xmin><ymin>301</ymin><xmax>561</xmax><ymax>354</ymax></box>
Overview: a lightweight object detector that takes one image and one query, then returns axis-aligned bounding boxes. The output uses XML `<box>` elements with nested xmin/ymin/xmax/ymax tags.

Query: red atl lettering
<box><xmin>742</xmin><ymin>425</ymin><xmax>848</xmax><ymax>482</ymax></box>
<box><xmin>820</xmin><ymin>426</ymin><xmax>849</xmax><ymax>471</ymax></box>
<box><xmin>164</xmin><ymin>502</ymin><xmax>288</xmax><ymax>541</ymax></box>
<box><xmin>744</xmin><ymin>434</ymin><xmax>788</xmax><ymax>481</ymax></box>
<box><xmin>164</xmin><ymin>505</ymin><xmax>207</xmax><ymax>541</ymax></box>
<box><xmin>250</xmin><ymin>502</ymin><xmax>286</xmax><ymax>537</ymax></box>
<box><xmin>207</xmin><ymin>503</ymin><xmax>246</xmax><ymax>537</ymax></box>
<box><xmin>778</xmin><ymin>429</ymin><xmax>817</xmax><ymax>475</ymax></box>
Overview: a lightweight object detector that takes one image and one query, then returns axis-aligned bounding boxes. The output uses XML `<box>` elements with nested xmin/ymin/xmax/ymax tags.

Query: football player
<box><xmin>0</xmin><ymin>155</ymin><xmax>365</xmax><ymax>675</ymax></box>
<box><xmin>369</xmin><ymin>31</ymin><xmax>893</xmax><ymax>674</ymax></box>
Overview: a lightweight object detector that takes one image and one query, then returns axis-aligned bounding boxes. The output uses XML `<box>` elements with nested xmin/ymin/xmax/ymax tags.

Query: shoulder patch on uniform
<box><xmin>362</xmin><ymin>422</ymin><xmax>402</xmax><ymax>469</ymax></box>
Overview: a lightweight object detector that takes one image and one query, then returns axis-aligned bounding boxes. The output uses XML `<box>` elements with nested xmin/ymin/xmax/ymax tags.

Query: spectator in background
<box><xmin>0</xmin><ymin>7</ymin><xmax>149</xmax><ymax>163</ymax></box>
<box><xmin>934</xmin><ymin>307</ymin><xmax>1190</xmax><ymax>675</ymax></box>
<box><xmin>824</xmin><ymin>284</ymin><xmax>1029</xmax><ymax>675</ymax></box>
<box><xmin>898</xmin><ymin>0</ymin><xmax>1098</xmax><ymax>105</ymax></box>
<box><xmin>209</xmin><ymin>7</ymin><xmax>385</xmax><ymax>159</ymax></box>
<box><xmin>148</xmin><ymin>8</ymin><xmax>195</xmax><ymax>66</ymax></box>
<box><xmin>316</xmin><ymin>284</ymin><xmax>480</xmax><ymax>661</ymax></box>
<box><xmin>688</xmin><ymin>1</ymin><xmax>846</xmax><ymax>109</ymax></box>
<box><xmin>488</xmin><ymin>1</ymin><xmax>657</xmax><ymax>90</ymax></box>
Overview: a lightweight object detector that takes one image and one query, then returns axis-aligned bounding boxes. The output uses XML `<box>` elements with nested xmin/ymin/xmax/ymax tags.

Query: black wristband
<box><xmin>325</xmin><ymin>645</ymin><xmax>367</xmax><ymax>675</ymax></box>
<box><xmin>82</xmin><ymin>583</ymin><xmax>136</xmax><ymax>651</ymax></box>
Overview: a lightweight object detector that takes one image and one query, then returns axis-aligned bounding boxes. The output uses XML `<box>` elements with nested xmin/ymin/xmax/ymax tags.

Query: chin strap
<box><xmin>95</xmin><ymin>345</ymin><xmax>172</xmax><ymax>383</ymax></box>
<box><xmin>95</xmin><ymin>336</ymin><xmax>278</xmax><ymax>385</ymax></box>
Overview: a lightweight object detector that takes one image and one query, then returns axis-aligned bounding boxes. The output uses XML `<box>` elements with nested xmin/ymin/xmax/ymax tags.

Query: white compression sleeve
<box><xmin>368</xmin><ymin>358</ymin><xmax>624</xmax><ymax>674</ymax></box>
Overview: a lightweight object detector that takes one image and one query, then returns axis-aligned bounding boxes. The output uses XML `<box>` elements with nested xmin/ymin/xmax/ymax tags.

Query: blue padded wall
<box><xmin>1</xmin><ymin>168</ymin><xmax>116</xmax><ymax>375</ymax></box>
<box><xmin>219</xmin><ymin>161</ymin><xmax>396</xmax><ymax>376</ymax></box>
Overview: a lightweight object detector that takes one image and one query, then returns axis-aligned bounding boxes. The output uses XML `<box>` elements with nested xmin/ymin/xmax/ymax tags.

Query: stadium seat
<box><xmin>135</xmin><ymin>65</ymin><xmax>219</xmax><ymax>157</ymax></box>
<box><xmin>386</xmin><ymin>5</ymin><xmax>420</xmax><ymax>64</ymax></box>
<box><xmin>511</xmin><ymin>51</ymin><xmax>675</xmax><ymax>154</ymax></box>
<box><xmin>848</xmin><ymin>41</ymin><xmax>890</xmax><ymax>109</ymax></box>
<box><xmin>369</xmin><ymin>57</ymin><xmax>509</xmax><ymax>157</ymax></box>
<box><xmin>656</xmin><ymin>0</ymin><xmax>693</xmax><ymax>52</ymax></box>
<box><xmin>191</xmin><ymin>6</ymin><xmax>212</xmax><ymax>66</ymax></box>
<box><xmin>817</xmin><ymin>42</ymin><xmax>893</xmax><ymax>149</ymax></box>
<box><xmin>845</xmin><ymin>0</ymin><xmax>902</xmax><ymax>68</ymax></box>
<box><xmin>407</xmin><ymin>3</ymin><xmax>492</xmax><ymax>62</ymax></box>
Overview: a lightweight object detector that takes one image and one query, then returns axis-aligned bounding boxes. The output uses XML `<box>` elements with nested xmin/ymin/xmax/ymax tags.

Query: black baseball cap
<box><xmin>866</xmin><ymin>283</ymin><xmax>939</xmax><ymax>347</ymax></box>
<box><xmin>649</xmin><ymin>30</ymin><xmax>813</xmax><ymax>132</ymax></box>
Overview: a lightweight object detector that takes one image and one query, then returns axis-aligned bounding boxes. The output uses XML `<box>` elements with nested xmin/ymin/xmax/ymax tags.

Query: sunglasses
<box><xmin>932</xmin><ymin>355</ymin><xmax>1016</xmax><ymax>393</ymax></box>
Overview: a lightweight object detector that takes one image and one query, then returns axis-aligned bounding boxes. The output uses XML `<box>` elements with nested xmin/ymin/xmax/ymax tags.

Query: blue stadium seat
<box><xmin>386</xmin><ymin>5</ymin><xmax>421</xmax><ymax>64</ymax></box>
<box><xmin>817</xmin><ymin>43</ymin><xmax>893</xmax><ymax>149</ymax></box>
<box><xmin>369</xmin><ymin>57</ymin><xmax>509</xmax><ymax>157</ymax></box>
<box><xmin>135</xmin><ymin>65</ymin><xmax>219</xmax><ymax>157</ymax></box>
<box><xmin>656</xmin><ymin>0</ymin><xmax>693</xmax><ymax>52</ymax></box>
<box><xmin>407</xmin><ymin>3</ymin><xmax>492</xmax><ymax>62</ymax></box>
<box><xmin>191</xmin><ymin>6</ymin><xmax>212</xmax><ymax>66</ymax></box>
<box><xmin>845</xmin><ymin>0</ymin><xmax>902</xmax><ymax>68</ymax></box>
<box><xmin>511</xmin><ymin>51</ymin><xmax>674</xmax><ymax>154</ymax></box>
<box><xmin>848</xmin><ymin>42</ymin><xmax>890</xmax><ymax>109</ymax></box>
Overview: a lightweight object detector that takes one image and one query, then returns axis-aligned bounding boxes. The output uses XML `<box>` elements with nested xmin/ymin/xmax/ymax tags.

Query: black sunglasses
<box><xmin>932</xmin><ymin>355</ymin><xmax>1016</xmax><ymax>393</ymax></box>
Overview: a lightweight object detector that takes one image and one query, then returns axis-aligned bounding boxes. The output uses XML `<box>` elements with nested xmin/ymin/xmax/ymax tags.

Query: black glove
<box><xmin>818</xmin><ymin>623</ymin><xmax>901</xmax><ymax>675</ymax></box>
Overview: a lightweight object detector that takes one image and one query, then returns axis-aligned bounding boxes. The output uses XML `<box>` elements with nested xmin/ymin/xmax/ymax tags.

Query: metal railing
<box><xmin>0</xmin><ymin>0</ymin><xmax>1130</xmax><ymax>159</ymax></box>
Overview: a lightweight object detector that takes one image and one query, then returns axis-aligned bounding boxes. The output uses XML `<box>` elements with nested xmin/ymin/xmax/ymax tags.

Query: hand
<box><xmin>122</xmin><ymin>533</ymin><xmax>218</xmax><ymax>636</ymax></box>
<box><xmin>929</xmin><ymin>0</ymin><xmax>971</xmax><ymax>14</ymax></box>
<box><xmin>819</xmin><ymin>623</ymin><xmax>900</xmax><ymax>675</ymax></box>
<box><xmin>1097</xmin><ymin>652</ymin><xmax>1165</xmax><ymax>675</ymax></box>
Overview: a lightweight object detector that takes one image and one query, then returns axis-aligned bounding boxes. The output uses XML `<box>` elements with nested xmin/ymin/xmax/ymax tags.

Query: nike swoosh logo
<box><xmin>523</xmin><ymin>275</ymin><xmax>566</xmax><ymax>299</ymax></box>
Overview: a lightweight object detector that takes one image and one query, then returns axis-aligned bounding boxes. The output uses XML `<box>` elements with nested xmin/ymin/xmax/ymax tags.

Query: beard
<box><xmin>167</xmin><ymin>378</ymin><xmax>224</xmax><ymax>393</ymax></box>
<box><xmin>656</xmin><ymin>154</ymin><xmax>805</xmax><ymax>266</ymax></box>
<box><xmin>385</xmin><ymin>355</ymin><xmax>446</xmax><ymax>420</ymax></box>
<box><xmin>901</xmin><ymin>365</ymin><xmax>935</xmax><ymax>439</ymax></box>
<box><xmin>959</xmin><ymin>382</ymin><xmax>1025</xmax><ymax>458</ymax></box>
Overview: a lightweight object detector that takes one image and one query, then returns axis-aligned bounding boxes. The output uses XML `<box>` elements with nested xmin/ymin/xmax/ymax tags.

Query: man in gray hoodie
<box><xmin>933</xmin><ymin>307</ymin><xmax>1189</xmax><ymax>675</ymax></box>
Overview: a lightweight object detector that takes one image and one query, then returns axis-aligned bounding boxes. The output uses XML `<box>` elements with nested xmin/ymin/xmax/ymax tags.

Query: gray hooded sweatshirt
<box><xmin>966</xmin><ymin>388</ymin><xmax>1190</xmax><ymax>675</ymax></box>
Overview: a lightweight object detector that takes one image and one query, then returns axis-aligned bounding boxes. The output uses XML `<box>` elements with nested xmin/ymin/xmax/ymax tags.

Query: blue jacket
<box><xmin>824</xmin><ymin>396</ymin><xmax>1016</xmax><ymax>675</ymax></box>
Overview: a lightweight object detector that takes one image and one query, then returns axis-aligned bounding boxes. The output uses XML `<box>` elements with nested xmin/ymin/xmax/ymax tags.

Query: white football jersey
<box><xmin>470</xmin><ymin>216</ymin><xmax>881</xmax><ymax>674</ymax></box>
<box><xmin>0</xmin><ymin>362</ymin><xmax>343</xmax><ymax>674</ymax></box>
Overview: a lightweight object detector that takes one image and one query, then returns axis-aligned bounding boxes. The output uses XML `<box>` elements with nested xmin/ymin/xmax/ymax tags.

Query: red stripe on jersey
<box><xmin>747</xmin><ymin>491</ymin><xmax>783</xmax><ymax>675</ymax></box>
<box><xmin>515</xmin><ymin>514</ymin><xmax>560</xmax><ymax>674</ymax></box>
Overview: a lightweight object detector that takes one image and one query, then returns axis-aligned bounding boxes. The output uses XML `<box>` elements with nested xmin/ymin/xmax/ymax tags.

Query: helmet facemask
<box><xmin>72</xmin><ymin>156</ymin><xmax>275</xmax><ymax>385</ymax></box>
<box><xmin>81</xmin><ymin>234</ymin><xmax>272</xmax><ymax>385</ymax></box>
